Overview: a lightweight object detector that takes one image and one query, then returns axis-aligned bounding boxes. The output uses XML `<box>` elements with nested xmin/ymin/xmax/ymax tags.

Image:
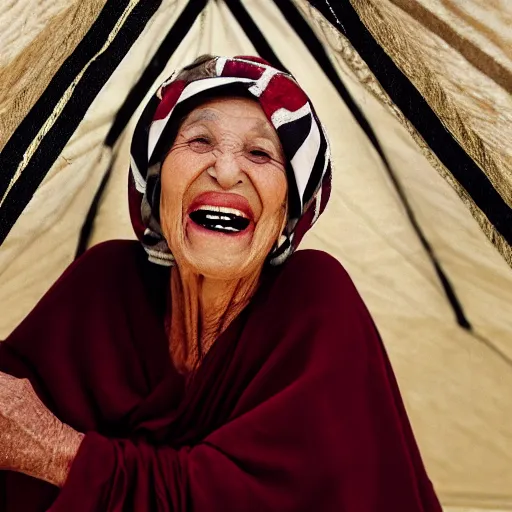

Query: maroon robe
<box><xmin>0</xmin><ymin>240</ymin><xmax>442</xmax><ymax>511</ymax></box>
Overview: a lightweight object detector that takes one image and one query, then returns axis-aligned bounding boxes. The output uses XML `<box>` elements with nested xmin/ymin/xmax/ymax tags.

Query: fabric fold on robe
<box><xmin>0</xmin><ymin>240</ymin><xmax>442</xmax><ymax>511</ymax></box>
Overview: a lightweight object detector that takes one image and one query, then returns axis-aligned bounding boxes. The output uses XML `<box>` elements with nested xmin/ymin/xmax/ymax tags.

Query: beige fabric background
<box><xmin>0</xmin><ymin>0</ymin><xmax>511</xmax><ymax>509</ymax></box>
<box><xmin>347</xmin><ymin>0</ymin><xmax>512</xmax><ymax>267</ymax></box>
<box><xmin>0</xmin><ymin>0</ymin><xmax>108</xmax><ymax>150</ymax></box>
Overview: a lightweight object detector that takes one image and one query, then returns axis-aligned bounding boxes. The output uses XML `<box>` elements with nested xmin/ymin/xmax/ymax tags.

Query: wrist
<box><xmin>47</xmin><ymin>423</ymin><xmax>85</xmax><ymax>488</ymax></box>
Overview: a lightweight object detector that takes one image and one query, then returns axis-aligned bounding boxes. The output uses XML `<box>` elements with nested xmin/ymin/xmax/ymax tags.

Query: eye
<box><xmin>248</xmin><ymin>149</ymin><xmax>271</xmax><ymax>163</ymax></box>
<box><xmin>189</xmin><ymin>137</ymin><xmax>212</xmax><ymax>152</ymax></box>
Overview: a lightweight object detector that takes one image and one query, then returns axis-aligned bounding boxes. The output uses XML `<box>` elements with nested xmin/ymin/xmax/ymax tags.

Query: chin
<box><xmin>169</xmin><ymin>222</ymin><xmax>275</xmax><ymax>280</ymax></box>
<box><xmin>190</xmin><ymin>253</ymin><xmax>257</xmax><ymax>281</ymax></box>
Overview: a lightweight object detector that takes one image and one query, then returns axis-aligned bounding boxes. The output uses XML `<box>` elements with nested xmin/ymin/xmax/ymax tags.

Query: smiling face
<box><xmin>159</xmin><ymin>97</ymin><xmax>288</xmax><ymax>280</ymax></box>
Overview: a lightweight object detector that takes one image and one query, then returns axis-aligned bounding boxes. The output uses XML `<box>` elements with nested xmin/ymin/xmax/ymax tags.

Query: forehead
<box><xmin>181</xmin><ymin>97</ymin><xmax>278</xmax><ymax>139</ymax></box>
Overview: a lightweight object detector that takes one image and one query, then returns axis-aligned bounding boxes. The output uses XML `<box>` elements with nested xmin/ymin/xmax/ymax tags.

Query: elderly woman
<box><xmin>0</xmin><ymin>55</ymin><xmax>442</xmax><ymax>511</ymax></box>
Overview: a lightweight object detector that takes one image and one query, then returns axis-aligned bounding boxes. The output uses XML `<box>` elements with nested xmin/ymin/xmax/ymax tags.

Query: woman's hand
<box><xmin>0</xmin><ymin>371</ymin><xmax>84</xmax><ymax>487</ymax></box>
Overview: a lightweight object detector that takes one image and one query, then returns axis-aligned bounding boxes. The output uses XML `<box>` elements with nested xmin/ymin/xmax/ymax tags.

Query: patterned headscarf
<box><xmin>129</xmin><ymin>55</ymin><xmax>332</xmax><ymax>267</ymax></box>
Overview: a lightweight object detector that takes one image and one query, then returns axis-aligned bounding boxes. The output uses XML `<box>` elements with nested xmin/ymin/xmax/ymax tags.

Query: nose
<box><xmin>208</xmin><ymin>152</ymin><xmax>244</xmax><ymax>189</ymax></box>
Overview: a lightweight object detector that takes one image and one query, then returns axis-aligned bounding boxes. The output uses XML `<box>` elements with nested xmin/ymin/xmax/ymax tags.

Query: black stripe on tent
<box><xmin>223</xmin><ymin>0</ymin><xmax>288</xmax><ymax>73</ymax></box>
<box><xmin>76</xmin><ymin>0</ymin><xmax>210</xmax><ymax>259</ymax></box>
<box><xmin>75</xmin><ymin>161</ymin><xmax>114</xmax><ymax>259</ymax></box>
<box><xmin>0</xmin><ymin>0</ymin><xmax>162</xmax><ymax>246</ymax></box>
<box><xmin>307</xmin><ymin>0</ymin><xmax>512</xmax><ymax>246</ymax></box>
<box><xmin>105</xmin><ymin>0</ymin><xmax>209</xmax><ymax>148</ymax></box>
<box><xmin>273</xmin><ymin>0</ymin><xmax>471</xmax><ymax>329</ymax></box>
<box><xmin>0</xmin><ymin>1</ymin><xmax>150</xmax><ymax>200</ymax></box>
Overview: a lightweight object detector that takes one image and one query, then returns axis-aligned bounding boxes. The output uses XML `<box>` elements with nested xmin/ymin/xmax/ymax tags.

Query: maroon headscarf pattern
<box><xmin>128</xmin><ymin>55</ymin><xmax>332</xmax><ymax>267</ymax></box>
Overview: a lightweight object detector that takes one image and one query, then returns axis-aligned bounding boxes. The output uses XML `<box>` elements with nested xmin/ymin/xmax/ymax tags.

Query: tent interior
<box><xmin>0</xmin><ymin>0</ymin><xmax>511</xmax><ymax>510</ymax></box>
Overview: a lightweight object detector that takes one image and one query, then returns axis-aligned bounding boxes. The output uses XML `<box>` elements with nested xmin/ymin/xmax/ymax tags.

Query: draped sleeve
<box><xmin>47</xmin><ymin>249</ymin><xmax>442</xmax><ymax>512</ymax></box>
<box><xmin>0</xmin><ymin>240</ymin><xmax>173</xmax><ymax>512</ymax></box>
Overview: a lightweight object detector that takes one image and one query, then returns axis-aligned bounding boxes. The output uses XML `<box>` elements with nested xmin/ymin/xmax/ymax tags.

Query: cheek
<box><xmin>159</xmin><ymin>169</ymin><xmax>181</xmax><ymax>223</ymax></box>
<box><xmin>159</xmin><ymin>156</ymin><xmax>189</xmax><ymax>235</ymax></box>
<box><xmin>258</xmin><ymin>172</ymin><xmax>288</xmax><ymax>214</ymax></box>
<box><xmin>160</xmin><ymin>152</ymin><xmax>203</xmax><ymax>209</ymax></box>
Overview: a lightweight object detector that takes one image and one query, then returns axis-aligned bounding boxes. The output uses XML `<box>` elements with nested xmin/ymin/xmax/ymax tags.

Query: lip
<box><xmin>187</xmin><ymin>192</ymin><xmax>255</xmax><ymax>222</ymax></box>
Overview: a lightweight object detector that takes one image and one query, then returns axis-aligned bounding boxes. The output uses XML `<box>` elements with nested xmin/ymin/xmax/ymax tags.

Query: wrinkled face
<box><xmin>160</xmin><ymin>97</ymin><xmax>288</xmax><ymax>280</ymax></box>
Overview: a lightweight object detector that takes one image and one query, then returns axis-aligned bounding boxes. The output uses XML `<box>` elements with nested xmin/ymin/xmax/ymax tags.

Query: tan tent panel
<box><xmin>0</xmin><ymin>0</ymin><xmax>511</xmax><ymax>509</ymax></box>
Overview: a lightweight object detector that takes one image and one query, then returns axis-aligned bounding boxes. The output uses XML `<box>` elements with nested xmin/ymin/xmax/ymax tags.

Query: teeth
<box><xmin>194</xmin><ymin>205</ymin><xmax>248</xmax><ymax>219</ymax></box>
<box><xmin>205</xmin><ymin>214</ymin><xmax>232</xmax><ymax>221</ymax></box>
<box><xmin>189</xmin><ymin>206</ymin><xmax>250</xmax><ymax>234</ymax></box>
<box><xmin>211</xmin><ymin>225</ymin><xmax>240</xmax><ymax>232</ymax></box>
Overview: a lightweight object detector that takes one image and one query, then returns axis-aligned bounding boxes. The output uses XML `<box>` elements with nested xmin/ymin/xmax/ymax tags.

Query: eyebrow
<box><xmin>183</xmin><ymin>109</ymin><xmax>219</xmax><ymax>125</ymax></box>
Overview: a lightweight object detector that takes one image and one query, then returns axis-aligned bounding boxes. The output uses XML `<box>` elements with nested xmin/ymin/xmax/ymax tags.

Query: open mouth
<box><xmin>189</xmin><ymin>206</ymin><xmax>251</xmax><ymax>235</ymax></box>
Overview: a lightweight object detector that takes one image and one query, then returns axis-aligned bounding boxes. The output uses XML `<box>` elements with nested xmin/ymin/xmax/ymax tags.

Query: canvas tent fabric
<box><xmin>0</xmin><ymin>0</ymin><xmax>511</xmax><ymax>510</ymax></box>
